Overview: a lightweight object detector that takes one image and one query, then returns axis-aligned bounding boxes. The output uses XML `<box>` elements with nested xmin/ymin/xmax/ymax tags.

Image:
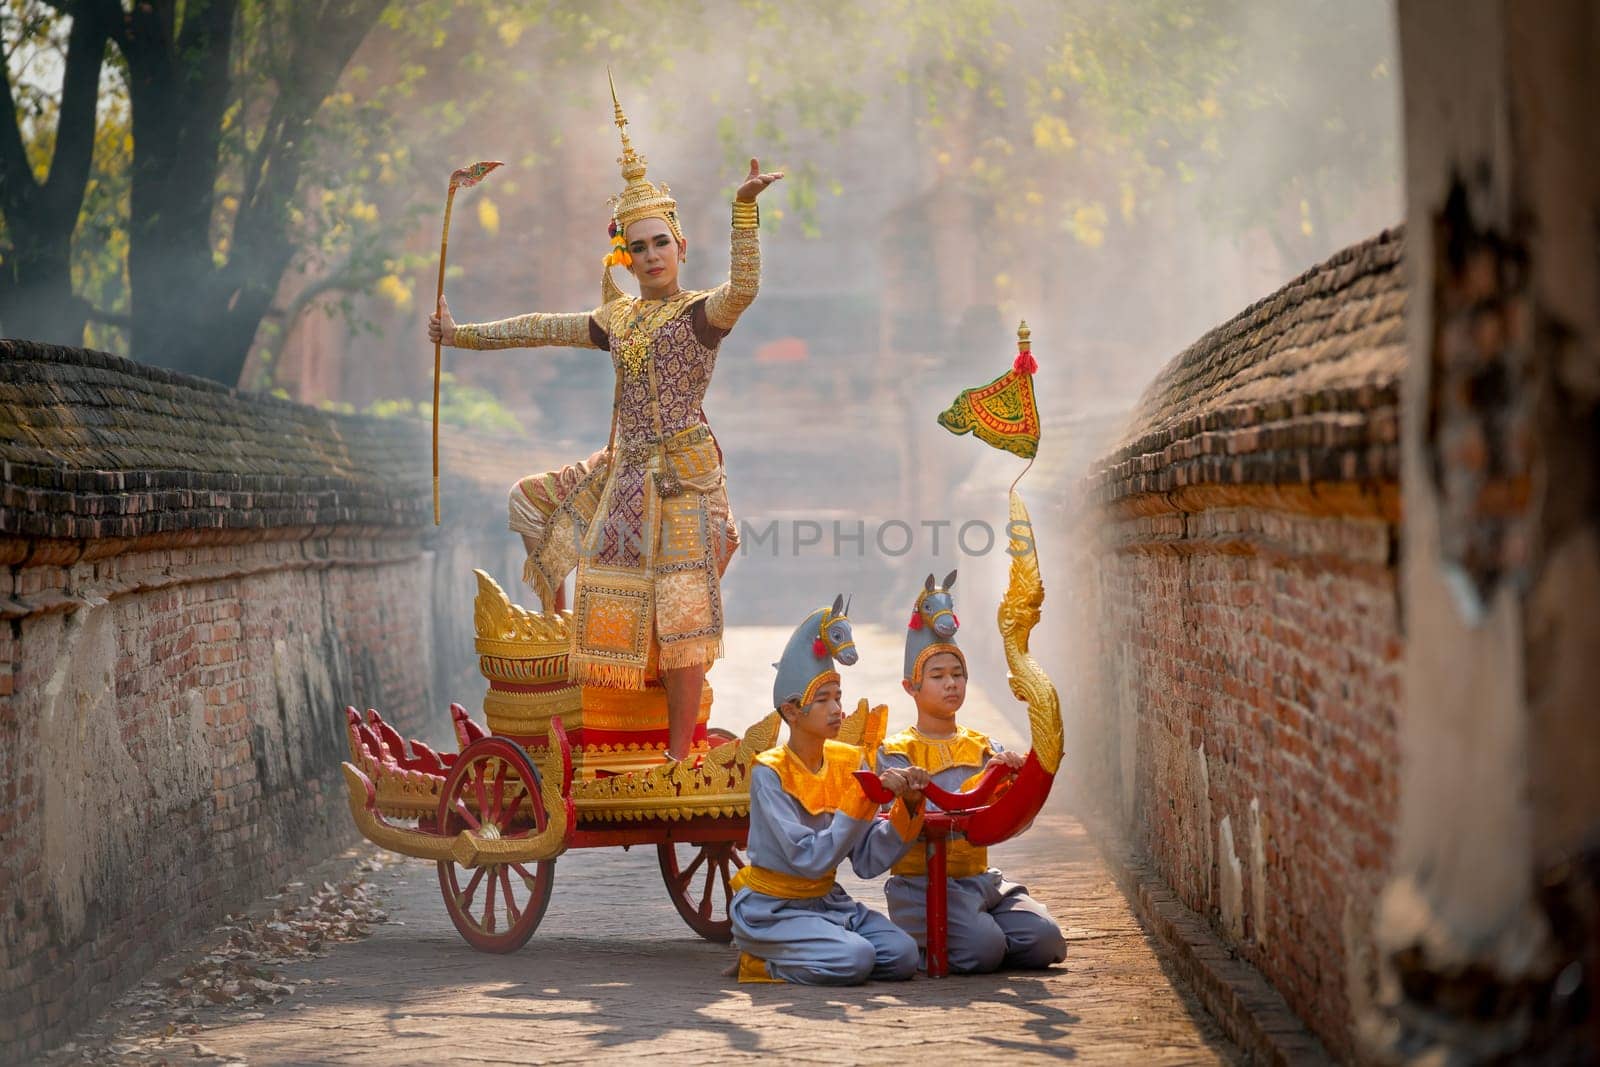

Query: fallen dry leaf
<box><xmin>38</xmin><ymin>855</ymin><xmax>390</xmax><ymax>1065</ymax></box>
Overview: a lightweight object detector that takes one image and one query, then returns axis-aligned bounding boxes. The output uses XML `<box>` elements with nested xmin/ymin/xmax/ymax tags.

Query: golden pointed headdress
<box><xmin>607</xmin><ymin>72</ymin><xmax>682</xmax><ymax>243</ymax></box>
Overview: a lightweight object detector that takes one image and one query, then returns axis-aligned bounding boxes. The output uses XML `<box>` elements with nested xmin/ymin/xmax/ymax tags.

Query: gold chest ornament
<box><xmin>610</xmin><ymin>292</ymin><xmax>700</xmax><ymax>497</ymax></box>
<box><xmin>611</xmin><ymin>294</ymin><xmax>693</xmax><ymax>378</ymax></box>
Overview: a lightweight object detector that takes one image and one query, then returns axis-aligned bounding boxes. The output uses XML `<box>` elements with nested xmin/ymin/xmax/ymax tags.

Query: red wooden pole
<box><xmin>925</xmin><ymin>829</ymin><xmax>950</xmax><ymax>978</ymax></box>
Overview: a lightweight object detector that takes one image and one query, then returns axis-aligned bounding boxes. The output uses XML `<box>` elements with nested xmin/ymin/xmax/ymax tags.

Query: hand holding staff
<box><xmin>432</xmin><ymin>160</ymin><xmax>503</xmax><ymax>525</ymax></box>
<box><xmin>428</xmin><ymin>294</ymin><xmax>456</xmax><ymax>346</ymax></box>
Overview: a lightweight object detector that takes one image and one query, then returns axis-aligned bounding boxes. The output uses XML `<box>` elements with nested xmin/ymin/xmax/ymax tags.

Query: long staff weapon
<box><xmin>432</xmin><ymin>160</ymin><xmax>503</xmax><ymax>524</ymax></box>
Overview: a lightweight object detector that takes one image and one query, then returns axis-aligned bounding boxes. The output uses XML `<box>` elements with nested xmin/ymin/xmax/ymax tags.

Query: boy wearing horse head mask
<box><xmin>728</xmin><ymin>595</ymin><xmax>930</xmax><ymax>984</ymax></box>
<box><xmin>877</xmin><ymin>570</ymin><xmax>1067</xmax><ymax>974</ymax></box>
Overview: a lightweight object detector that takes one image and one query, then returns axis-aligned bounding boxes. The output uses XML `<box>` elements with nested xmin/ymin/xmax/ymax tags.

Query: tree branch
<box><xmin>230</xmin><ymin>0</ymin><xmax>387</xmax><ymax>287</ymax></box>
<box><xmin>269</xmin><ymin>256</ymin><xmax>389</xmax><ymax>331</ymax></box>
<box><xmin>120</xmin><ymin>0</ymin><xmax>175</xmax><ymax>91</ymax></box>
<box><xmin>170</xmin><ymin>0</ymin><xmax>236</xmax><ymax>215</ymax></box>
<box><xmin>57</xmin><ymin>0</ymin><xmax>129</xmax><ymax>50</ymax></box>
<box><xmin>40</xmin><ymin>7</ymin><xmax>112</xmax><ymax>226</ymax></box>
<box><xmin>150</xmin><ymin>0</ymin><xmax>177</xmax><ymax>45</ymax></box>
<box><xmin>0</xmin><ymin>33</ymin><xmax>42</xmax><ymax>222</ymax></box>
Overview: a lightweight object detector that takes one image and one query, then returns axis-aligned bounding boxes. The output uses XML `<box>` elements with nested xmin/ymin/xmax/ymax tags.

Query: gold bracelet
<box><xmin>731</xmin><ymin>201</ymin><xmax>759</xmax><ymax>230</ymax></box>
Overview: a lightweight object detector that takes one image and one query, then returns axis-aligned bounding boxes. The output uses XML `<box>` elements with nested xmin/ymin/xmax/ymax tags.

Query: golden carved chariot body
<box><xmin>341</xmin><ymin>489</ymin><xmax>1061</xmax><ymax>956</ymax></box>
<box><xmin>342</xmin><ymin>567</ymin><xmax>796</xmax><ymax>951</ymax></box>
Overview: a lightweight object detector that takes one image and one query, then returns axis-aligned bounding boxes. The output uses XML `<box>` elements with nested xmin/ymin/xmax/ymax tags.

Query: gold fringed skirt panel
<box><xmin>521</xmin><ymin>428</ymin><xmax>736</xmax><ymax>689</ymax></box>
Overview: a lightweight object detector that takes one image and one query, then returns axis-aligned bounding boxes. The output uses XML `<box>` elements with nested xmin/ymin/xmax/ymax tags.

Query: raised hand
<box><xmin>735</xmin><ymin>157</ymin><xmax>784</xmax><ymax>203</ymax></box>
<box><xmin>428</xmin><ymin>294</ymin><xmax>456</xmax><ymax>346</ymax></box>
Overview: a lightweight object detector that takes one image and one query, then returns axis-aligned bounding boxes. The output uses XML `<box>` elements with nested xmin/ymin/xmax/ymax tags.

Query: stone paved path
<box><xmin>67</xmin><ymin>626</ymin><xmax>1238</xmax><ymax>1065</ymax></box>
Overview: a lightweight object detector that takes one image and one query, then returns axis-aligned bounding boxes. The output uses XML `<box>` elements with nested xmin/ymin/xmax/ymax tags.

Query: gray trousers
<box><xmin>885</xmin><ymin>869</ymin><xmax>1067</xmax><ymax>974</ymax></box>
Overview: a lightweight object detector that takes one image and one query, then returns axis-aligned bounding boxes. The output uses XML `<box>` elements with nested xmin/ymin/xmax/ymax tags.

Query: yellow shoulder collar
<box><xmin>756</xmin><ymin>740</ymin><xmax>867</xmax><ymax>816</ymax></box>
<box><xmin>880</xmin><ymin>724</ymin><xmax>991</xmax><ymax>773</ymax></box>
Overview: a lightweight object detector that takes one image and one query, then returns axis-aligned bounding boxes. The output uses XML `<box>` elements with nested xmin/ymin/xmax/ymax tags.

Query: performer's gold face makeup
<box><xmin>625</xmin><ymin>217</ymin><xmax>685</xmax><ymax>298</ymax></box>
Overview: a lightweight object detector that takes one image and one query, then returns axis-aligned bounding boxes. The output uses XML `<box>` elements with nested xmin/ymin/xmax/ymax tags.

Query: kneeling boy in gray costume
<box><xmin>877</xmin><ymin>571</ymin><xmax>1067</xmax><ymax>974</ymax></box>
<box><xmin>730</xmin><ymin>596</ymin><xmax>928</xmax><ymax>984</ymax></box>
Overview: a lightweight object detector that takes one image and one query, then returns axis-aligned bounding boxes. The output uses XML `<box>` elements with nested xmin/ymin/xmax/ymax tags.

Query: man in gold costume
<box><xmin>428</xmin><ymin>82</ymin><xmax>780</xmax><ymax>761</ymax></box>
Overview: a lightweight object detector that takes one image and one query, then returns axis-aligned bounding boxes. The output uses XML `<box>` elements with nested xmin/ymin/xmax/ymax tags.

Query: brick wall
<box><xmin>1076</xmin><ymin>230</ymin><xmax>1406</xmax><ymax>1062</ymax></box>
<box><xmin>0</xmin><ymin>342</ymin><xmax>531</xmax><ymax>1061</ymax></box>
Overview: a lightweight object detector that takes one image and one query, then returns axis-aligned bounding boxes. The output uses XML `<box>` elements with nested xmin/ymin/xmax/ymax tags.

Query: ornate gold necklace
<box><xmin>613</xmin><ymin>292</ymin><xmax>692</xmax><ymax>376</ymax></box>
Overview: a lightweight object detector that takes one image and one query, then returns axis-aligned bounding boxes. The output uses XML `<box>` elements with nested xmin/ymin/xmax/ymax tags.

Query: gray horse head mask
<box><xmin>904</xmin><ymin>570</ymin><xmax>965</xmax><ymax>684</ymax></box>
<box><xmin>772</xmin><ymin>593</ymin><xmax>858</xmax><ymax>709</ymax></box>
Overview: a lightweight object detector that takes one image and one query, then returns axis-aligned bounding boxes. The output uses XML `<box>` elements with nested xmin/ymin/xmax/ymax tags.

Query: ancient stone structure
<box><xmin>1379</xmin><ymin>3</ymin><xmax>1600</xmax><ymax>1061</ymax></box>
<box><xmin>1079</xmin><ymin>228</ymin><xmax>1407</xmax><ymax>1061</ymax></box>
<box><xmin>0</xmin><ymin>341</ymin><xmax>526</xmax><ymax>1060</ymax></box>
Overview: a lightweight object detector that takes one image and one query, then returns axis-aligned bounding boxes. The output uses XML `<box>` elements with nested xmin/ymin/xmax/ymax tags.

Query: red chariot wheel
<box><xmin>436</xmin><ymin>736</ymin><xmax>556</xmax><ymax>953</ymax></box>
<box><xmin>658</xmin><ymin>839</ymin><xmax>746</xmax><ymax>942</ymax></box>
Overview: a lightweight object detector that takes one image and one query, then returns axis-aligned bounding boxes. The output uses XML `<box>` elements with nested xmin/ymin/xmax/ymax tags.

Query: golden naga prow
<box><xmin>998</xmin><ymin>488</ymin><xmax>1063</xmax><ymax>776</ymax></box>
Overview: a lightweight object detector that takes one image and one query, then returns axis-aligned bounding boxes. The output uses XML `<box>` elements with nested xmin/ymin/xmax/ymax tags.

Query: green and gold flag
<box><xmin>938</xmin><ymin>320</ymin><xmax>1041</xmax><ymax>460</ymax></box>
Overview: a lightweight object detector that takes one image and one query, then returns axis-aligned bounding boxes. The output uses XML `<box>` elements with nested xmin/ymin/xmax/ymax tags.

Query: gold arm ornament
<box><xmin>704</xmin><ymin>213</ymin><xmax>761</xmax><ymax>331</ymax></box>
<box><xmin>454</xmin><ymin>311</ymin><xmax>600</xmax><ymax>350</ymax></box>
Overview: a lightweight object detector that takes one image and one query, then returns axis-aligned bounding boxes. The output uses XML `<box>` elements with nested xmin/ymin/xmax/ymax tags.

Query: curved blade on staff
<box><xmin>433</xmin><ymin>160</ymin><xmax>504</xmax><ymax>525</ymax></box>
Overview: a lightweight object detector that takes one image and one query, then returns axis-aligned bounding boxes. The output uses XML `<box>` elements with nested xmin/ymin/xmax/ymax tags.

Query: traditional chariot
<box><xmin>339</xmin><ymin>489</ymin><xmax>1062</xmax><ymax>975</ymax></box>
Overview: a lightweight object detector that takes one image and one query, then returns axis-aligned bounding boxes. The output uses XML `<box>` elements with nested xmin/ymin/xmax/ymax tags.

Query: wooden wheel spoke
<box><xmin>498</xmin><ymin>781</ymin><xmax>527</xmax><ymax>832</ymax></box>
<box><xmin>498</xmin><ymin>866</ymin><xmax>522</xmax><ymax>924</ymax></box>
<box><xmin>698</xmin><ymin>858</ymin><xmax>717</xmax><ymax>919</ymax></box>
<box><xmin>482</xmin><ymin>868</ymin><xmax>498</xmax><ymax>933</ymax></box>
<box><xmin>451</xmin><ymin>798</ymin><xmax>481</xmax><ymax>830</ymax></box>
<box><xmin>473</xmin><ymin>760</ymin><xmax>490</xmax><ymax>825</ymax></box>
<box><xmin>458</xmin><ymin>865</ymin><xmax>487</xmax><ymax>909</ymax></box>
<box><xmin>489</xmin><ymin>760</ymin><xmax>509</xmax><ymax>824</ymax></box>
<box><xmin>719</xmin><ymin>856</ymin><xmax>735</xmax><ymax>910</ymax></box>
<box><xmin>676</xmin><ymin>846</ymin><xmax>709</xmax><ymax>891</ymax></box>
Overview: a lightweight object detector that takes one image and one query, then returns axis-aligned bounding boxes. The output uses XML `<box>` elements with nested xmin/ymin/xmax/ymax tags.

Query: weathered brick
<box><xmin>1071</xmin><ymin>230</ymin><xmax>1405</xmax><ymax>1063</ymax></box>
<box><xmin>1</xmin><ymin>346</ymin><xmax>533</xmax><ymax>1061</ymax></box>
